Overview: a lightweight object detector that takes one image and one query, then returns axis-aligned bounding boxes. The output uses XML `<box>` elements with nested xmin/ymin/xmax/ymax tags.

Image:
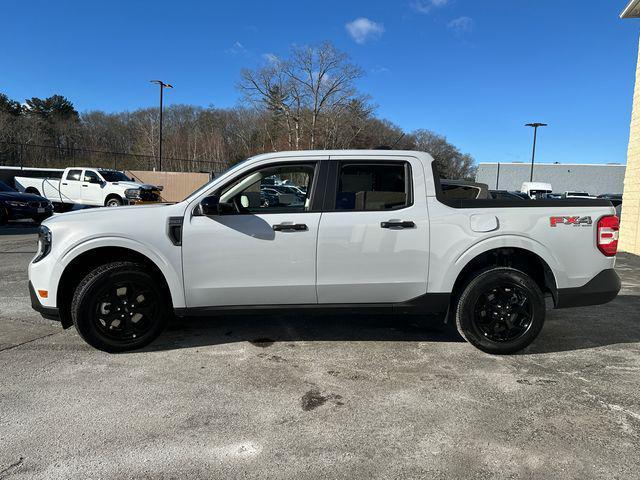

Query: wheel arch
<box><xmin>104</xmin><ymin>193</ymin><xmax>123</xmax><ymax>206</ymax></box>
<box><xmin>55</xmin><ymin>242</ymin><xmax>183</xmax><ymax>327</ymax></box>
<box><xmin>438</xmin><ymin>235</ymin><xmax>562</xmax><ymax>306</ymax></box>
<box><xmin>25</xmin><ymin>187</ymin><xmax>41</xmax><ymax>195</ymax></box>
<box><xmin>450</xmin><ymin>245</ymin><xmax>559</xmax><ymax>308</ymax></box>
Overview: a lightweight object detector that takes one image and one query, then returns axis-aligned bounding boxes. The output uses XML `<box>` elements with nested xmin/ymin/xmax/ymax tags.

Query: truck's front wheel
<box><xmin>71</xmin><ymin>262</ymin><xmax>168</xmax><ymax>352</ymax></box>
<box><xmin>105</xmin><ymin>196</ymin><xmax>123</xmax><ymax>207</ymax></box>
<box><xmin>455</xmin><ymin>267</ymin><xmax>545</xmax><ymax>354</ymax></box>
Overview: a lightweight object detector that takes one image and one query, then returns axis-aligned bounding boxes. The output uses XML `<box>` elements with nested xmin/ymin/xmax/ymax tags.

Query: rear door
<box><xmin>60</xmin><ymin>169</ymin><xmax>83</xmax><ymax>203</ymax></box>
<box><xmin>316</xmin><ymin>155</ymin><xmax>430</xmax><ymax>304</ymax></box>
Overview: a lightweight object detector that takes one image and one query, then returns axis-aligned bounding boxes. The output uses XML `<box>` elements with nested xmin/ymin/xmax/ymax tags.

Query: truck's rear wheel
<box><xmin>455</xmin><ymin>267</ymin><xmax>545</xmax><ymax>354</ymax></box>
<box><xmin>71</xmin><ymin>262</ymin><xmax>168</xmax><ymax>352</ymax></box>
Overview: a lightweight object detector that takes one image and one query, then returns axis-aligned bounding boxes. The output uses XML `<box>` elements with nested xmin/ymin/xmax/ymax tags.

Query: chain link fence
<box><xmin>0</xmin><ymin>141</ymin><xmax>228</xmax><ymax>174</ymax></box>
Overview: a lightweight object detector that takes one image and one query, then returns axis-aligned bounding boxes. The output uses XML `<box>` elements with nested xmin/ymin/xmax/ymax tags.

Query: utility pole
<box><xmin>525</xmin><ymin>123</ymin><xmax>547</xmax><ymax>181</ymax></box>
<box><xmin>150</xmin><ymin>80</ymin><xmax>173</xmax><ymax>171</ymax></box>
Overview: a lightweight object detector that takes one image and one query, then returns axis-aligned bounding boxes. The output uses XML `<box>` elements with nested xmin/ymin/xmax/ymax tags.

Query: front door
<box><xmin>316</xmin><ymin>157</ymin><xmax>430</xmax><ymax>304</ymax></box>
<box><xmin>81</xmin><ymin>170</ymin><xmax>104</xmax><ymax>205</ymax></box>
<box><xmin>182</xmin><ymin>160</ymin><xmax>323</xmax><ymax>307</ymax></box>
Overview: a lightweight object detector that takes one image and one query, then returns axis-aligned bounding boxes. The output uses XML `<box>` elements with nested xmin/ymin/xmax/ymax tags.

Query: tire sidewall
<box><xmin>457</xmin><ymin>268</ymin><xmax>545</xmax><ymax>354</ymax></box>
<box><xmin>72</xmin><ymin>265</ymin><xmax>167</xmax><ymax>352</ymax></box>
<box><xmin>106</xmin><ymin>197</ymin><xmax>123</xmax><ymax>207</ymax></box>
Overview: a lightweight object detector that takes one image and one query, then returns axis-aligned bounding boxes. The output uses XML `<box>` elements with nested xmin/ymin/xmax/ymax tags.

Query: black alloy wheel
<box><xmin>472</xmin><ymin>282</ymin><xmax>533</xmax><ymax>342</ymax></box>
<box><xmin>71</xmin><ymin>261</ymin><xmax>168</xmax><ymax>352</ymax></box>
<box><xmin>455</xmin><ymin>267</ymin><xmax>545</xmax><ymax>354</ymax></box>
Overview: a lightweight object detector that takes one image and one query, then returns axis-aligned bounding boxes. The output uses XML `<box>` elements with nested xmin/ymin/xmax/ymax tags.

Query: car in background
<box><xmin>260</xmin><ymin>187</ymin><xmax>281</xmax><ymax>207</ymax></box>
<box><xmin>544</xmin><ymin>193</ymin><xmax>564</xmax><ymax>200</ymax></box>
<box><xmin>15</xmin><ymin>167</ymin><xmax>163</xmax><ymax>209</ymax></box>
<box><xmin>597</xmin><ymin>193</ymin><xmax>623</xmax><ymax>207</ymax></box>
<box><xmin>489</xmin><ymin>190</ymin><xmax>530</xmax><ymax>200</ymax></box>
<box><xmin>521</xmin><ymin>182</ymin><xmax>553</xmax><ymax>199</ymax></box>
<box><xmin>441</xmin><ymin>179</ymin><xmax>489</xmax><ymax>200</ymax></box>
<box><xmin>0</xmin><ymin>180</ymin><xmax>53</xmax><ymax>225</ymax></box>
<box><xmin>563</xmin><ymin>191</ymin><xmax>595</xmax><ymax>199</ymax></box>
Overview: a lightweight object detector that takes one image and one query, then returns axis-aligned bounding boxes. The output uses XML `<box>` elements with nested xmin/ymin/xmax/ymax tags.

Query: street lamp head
<box><xmin>150</xmin><ymin>80</ymin><xmax>173</xmax><ymax>88</ymax></box>
<box><xmin>525</xmin><ymin>122</ymin><xmax>548</xmax><ymax>128</ymax></box>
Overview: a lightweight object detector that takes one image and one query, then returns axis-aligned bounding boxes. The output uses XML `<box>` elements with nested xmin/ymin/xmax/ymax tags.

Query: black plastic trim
<box><xmin>29</xmin><ymin>282</ymin><xmax>60</xmax><ymax>321</ymax></box>
<box><xmin>555</xmin><ymin>269</ymin><xmax>621</xmax><ymax>308</ymax></box>
<box><xmin>167</xmin><ymin>216</ymin><xmax>183</xmax><ymax>246</ymax></box>
<box><xmin>174</xmin><ymin>293</ymin><xmax>450</xmax><ymax>317</ymax></box>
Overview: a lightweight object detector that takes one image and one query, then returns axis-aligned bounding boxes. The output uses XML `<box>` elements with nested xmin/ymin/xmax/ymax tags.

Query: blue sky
<box><xmin>1</xmin><ymin>0</ymin><xmax>639</xmax><ymax>165</ymax></box>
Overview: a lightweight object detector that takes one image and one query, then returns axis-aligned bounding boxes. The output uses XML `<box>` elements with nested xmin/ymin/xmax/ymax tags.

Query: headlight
<box><xmin>33</xmin><ymin>225</ymin><xmax>52</xmax><ymax>263</ymax></box>
<box><xmin>125</xmin><ymin>188</ymin><xmax>141</xmax><ymax>199</ymax></box>
<box><xmin>6</xmin><ymin>200</ymin><xmax>28</xmax><ymax>207</ymax></box>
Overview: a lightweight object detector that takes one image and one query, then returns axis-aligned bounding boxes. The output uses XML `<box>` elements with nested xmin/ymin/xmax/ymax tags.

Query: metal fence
<box><xmin>0</xmin><ymin>141</ymin><xmax>228</xmax><ymax>174</ymax></box>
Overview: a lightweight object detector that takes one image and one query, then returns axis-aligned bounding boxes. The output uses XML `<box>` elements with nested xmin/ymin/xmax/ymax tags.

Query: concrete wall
<box><xmin>475</xmin><ymin>163</ymin><xmax>626</xmax><ymax>195</ymax></box>
<box><xmin>620</xmin><ymin>37</ymin><xmax>640</xmax><ymax>255</ymax></box>
<box><xmin>126</xmin><ymin>170</ymin><xmax>211</xmax><ymax>203</ymax></box>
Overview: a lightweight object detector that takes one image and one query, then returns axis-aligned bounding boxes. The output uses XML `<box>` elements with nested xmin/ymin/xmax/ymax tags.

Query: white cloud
<box><xmin>448</xmin><ymin>16</ymin><xmax>474</xmax><ymax>34</ymax></box>
<box><xmin>410</xmin><ymin>0</ymin><xmax>449</xmax><ymax>14</ymax></box>
<box><xmin>225</xmin><ymin>41</ymin><xmax>247</xmax><ymax>55</ymax></box>
<box><xmin>345</xmin><ymin>17</ymin><xmax>384</xmax><ymax>44</ymax></box>
<box><xmin>261</xmin><ymin>53</ymin><xmax>279</xmax><ymax>64</ymax></box>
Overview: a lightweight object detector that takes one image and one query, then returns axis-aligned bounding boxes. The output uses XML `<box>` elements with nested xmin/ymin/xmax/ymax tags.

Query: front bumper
<box><xmin>556</xmin><ymin>269</ymin><xmax>621</xmax><ymax>308</ymax></box>
<box><xmin>29</xmin><ymin>281</ymin><xmax>60</xmax><ymax>321</ymax></box>
<box><xmin>6</xmin><ymin>205</ymin><xmax>54</xmax><ymax>220</ymax></box>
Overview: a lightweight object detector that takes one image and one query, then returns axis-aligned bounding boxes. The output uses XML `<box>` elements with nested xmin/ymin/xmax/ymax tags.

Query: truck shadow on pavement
<box><xmin>140</xmin><ymin>294</ymin><xmax>640</xmax><ymax>354</ymax></box>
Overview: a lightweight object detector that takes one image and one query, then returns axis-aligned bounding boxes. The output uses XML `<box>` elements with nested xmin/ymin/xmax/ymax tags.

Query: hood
<box><xmin>112</xmin><ymin>181</ymin><xmax>162</xmax><ymax>191</ymax></box>
<box><xmin>0</xmin><ymin>191</ymin><xmax>49</xmax><ymax>203</ymax></box>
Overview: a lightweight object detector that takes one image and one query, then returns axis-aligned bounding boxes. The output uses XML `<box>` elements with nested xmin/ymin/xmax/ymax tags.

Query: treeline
<box><xmin>0</xmin><ymin>42</ymin><xmax>475</xmax><ymax>178</ymax></box>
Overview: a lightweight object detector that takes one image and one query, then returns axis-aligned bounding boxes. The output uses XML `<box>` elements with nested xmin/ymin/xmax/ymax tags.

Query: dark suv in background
<box><xmin>0</xmin><ymin>180</ymin><xmax>53</xmax><ymax>225</ymax></box>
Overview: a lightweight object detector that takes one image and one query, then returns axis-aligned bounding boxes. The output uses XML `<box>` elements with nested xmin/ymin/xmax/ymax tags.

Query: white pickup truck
<box><xmin>28</xmin><ymin>150</ymin><xmax>621</xmax><ymax>354</ymax></box>
<box><xmin>15</xmin><ymin>167</ymin><xmax>162</xmax><ymax>208</ymax></box>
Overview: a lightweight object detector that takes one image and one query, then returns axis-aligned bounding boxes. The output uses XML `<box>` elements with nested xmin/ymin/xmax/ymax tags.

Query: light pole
<box><xmin>150</xmin><ymin>80</ymin><xmax>173</xmax><ymax>171</ymax></box>
<box><xmin>525</xmin><ymin>122</ymin><xmax>547</xmax><ymax>182</ymax></box>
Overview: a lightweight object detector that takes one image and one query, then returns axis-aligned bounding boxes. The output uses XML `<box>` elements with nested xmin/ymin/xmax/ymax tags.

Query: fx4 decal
<box><xmin>550</xmin><ymin>216</ymin><xmax>593</xmax><ymax>227</ymax></box>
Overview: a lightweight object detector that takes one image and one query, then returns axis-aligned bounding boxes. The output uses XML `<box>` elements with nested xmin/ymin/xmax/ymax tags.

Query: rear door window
<box><xmin>335</xmin><ymin>163</ymin><xmax>410</xmax><ymax>211</ymax></box>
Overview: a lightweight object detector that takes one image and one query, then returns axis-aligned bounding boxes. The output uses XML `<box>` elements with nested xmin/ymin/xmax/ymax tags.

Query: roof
<box><xmin>621</xmin><ymin>0</ymin><xmax>640</xmax><ymax>18</ymax></box>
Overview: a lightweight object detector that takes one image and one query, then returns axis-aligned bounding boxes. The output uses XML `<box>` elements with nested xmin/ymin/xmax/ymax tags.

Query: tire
<box><xmin>0</xmin><ymin>207</ymin><xmax>7</xmax><ymax>226</ymax></box>
<box><xmin>455</xmin><ymin>267</ymin><xmax>545</xmax><ymax>354</ymax></box>
<box><xmin>71</xmin><ymin>261</ymin><xmax>169</xmax><ymax>352</ymax></box>
<box><xmin>105</xmin><ymin>196</ymin><xmax>123</xmax><ymax>207</ymax></box>
<box><xmin>25</xmin><ymin>188</ymin><xmax>41</xmax><ymax>196</ymax></box>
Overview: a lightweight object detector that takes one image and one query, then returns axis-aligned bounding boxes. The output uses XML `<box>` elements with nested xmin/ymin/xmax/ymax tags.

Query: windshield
<box><xmin>0</xmin><ymin>180</ymin><xmax>16</xmax><ymax>192</ymax></box>
<box><xmin>182</xmin><ymin>158</ymin><xmax>251</xmax><ymax>202</ymax></box>
<box><xmin>99</xmin><ymin>170</ymin><xmax>131</xmax><ymax>182</ymax></box>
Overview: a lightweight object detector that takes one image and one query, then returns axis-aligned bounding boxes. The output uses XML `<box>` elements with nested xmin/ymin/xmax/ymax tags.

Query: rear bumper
<box><xmin>29</xmin><ymin>281</ymin><xmax>60</xmax><ymax>321</ymax></box>
<box><xmin>556</xmin><ymin>269</ymin><xmax>621</xmax><ymax>308</ymax></box>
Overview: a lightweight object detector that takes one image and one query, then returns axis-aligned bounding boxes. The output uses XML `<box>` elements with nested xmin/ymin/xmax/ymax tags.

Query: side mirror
<box><xmin>200</xmin><ymin>195</ymin><xmax>221</xmax><ymax>215</ymax></box>
<box><xmin>199</xmin><ymin>195</ymin><xmax>234</xmax><ymax>215</ymax></box>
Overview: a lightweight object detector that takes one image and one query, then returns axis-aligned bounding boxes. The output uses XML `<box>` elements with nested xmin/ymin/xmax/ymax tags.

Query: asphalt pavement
<box><xmin>1</xmin><ymin>222</ymin><xmax>639</xmax><ymax>479</ymax></box>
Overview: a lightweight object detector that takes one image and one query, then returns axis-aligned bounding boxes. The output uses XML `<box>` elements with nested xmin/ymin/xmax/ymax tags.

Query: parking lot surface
<box><xmin>1</xmin><ymin>223</ymin><xmax>639</xmax><ymax>479</ymax></box>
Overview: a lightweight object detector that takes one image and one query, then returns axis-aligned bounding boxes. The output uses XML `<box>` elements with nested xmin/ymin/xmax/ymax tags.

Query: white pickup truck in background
<box><xmin>15</xmin><ymin>167</ymin><xmax>163</xmax><ymax>208</ymax></box>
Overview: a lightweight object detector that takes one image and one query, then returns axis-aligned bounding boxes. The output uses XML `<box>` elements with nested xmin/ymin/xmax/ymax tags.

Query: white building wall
<box><xmin>476</xmin><ymin>163</ymin><xmax>626</xmax><ymax>196</ymax></box>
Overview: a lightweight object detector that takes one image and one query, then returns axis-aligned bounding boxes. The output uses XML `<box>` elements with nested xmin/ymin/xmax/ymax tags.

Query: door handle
<box><xmin>62</xmin><ymin>182</ymin><xmax>68</xmax><ymax>185</ymax></box>
<box><xmin>82</xmin><ymin>184</ymin><xmax>88</xmax><ymax>187</ymax></box>
<box><xmin>273</xmin><ymin>223</ymin><xmax>308</xmax><ymax>232</ymax></box>
<box><xmin>380</xmin><ymin>221</ymin><xmax>415</xmax><ymax>229</ymax></box>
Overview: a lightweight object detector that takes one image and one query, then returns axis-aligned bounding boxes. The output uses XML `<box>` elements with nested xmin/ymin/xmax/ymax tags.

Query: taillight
<box><xmin>597</xmin><ymin>215</ymin><xmax>619</xmax><ymax>257</ymax></box>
